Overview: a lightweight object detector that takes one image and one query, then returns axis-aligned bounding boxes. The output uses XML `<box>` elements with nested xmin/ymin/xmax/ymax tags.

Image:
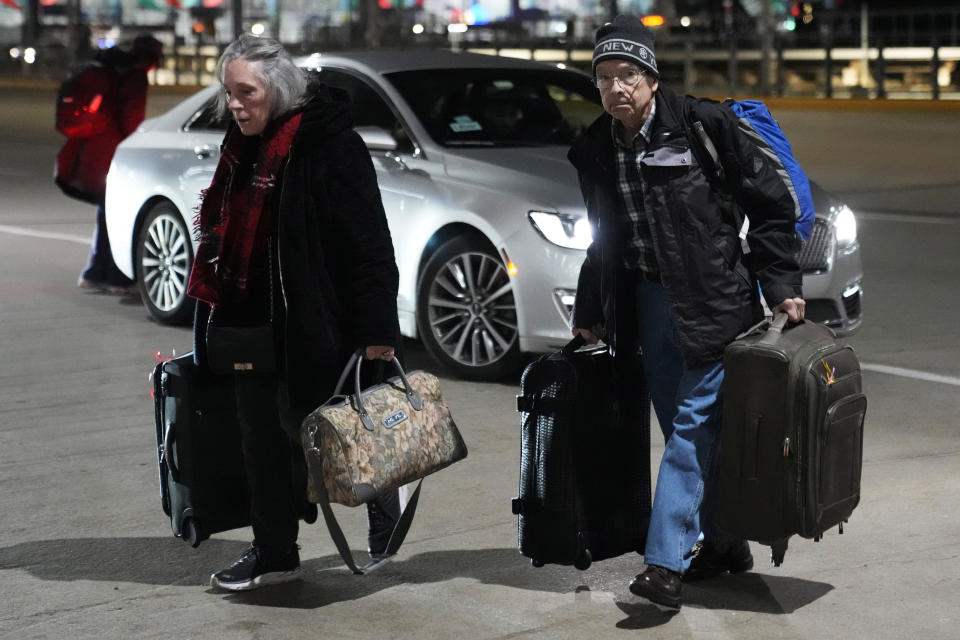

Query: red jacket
<box><xmin>55</xmin><ymin>53</ymin><xmax>148</xmax><ymax>204</ymax></box>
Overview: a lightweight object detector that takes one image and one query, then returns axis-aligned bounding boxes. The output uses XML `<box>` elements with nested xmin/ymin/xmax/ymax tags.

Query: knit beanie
<box><xmin>592</xmin><ymin>15</ymin><xmax>658</xmax><ymax>77</ymax></box>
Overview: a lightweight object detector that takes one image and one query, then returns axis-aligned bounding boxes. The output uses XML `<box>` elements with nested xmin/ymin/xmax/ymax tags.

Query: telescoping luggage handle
<box><xmin>332</xmin><ymin>350</ymin><xmax>424</xmax><ymax>432</ymax></box>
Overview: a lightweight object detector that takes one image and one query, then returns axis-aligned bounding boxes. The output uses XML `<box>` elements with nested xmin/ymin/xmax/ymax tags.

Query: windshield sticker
<box><xmin>450</xmin><ymin>115</ymin><xmax>482</xmax><ymax>132</ymax></box>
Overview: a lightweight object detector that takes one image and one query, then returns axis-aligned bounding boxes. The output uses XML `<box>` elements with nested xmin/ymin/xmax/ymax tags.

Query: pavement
<box><xmin>3</xmin><ymin>279</ymin><xmax>959</xmax><ymax>640</ymax></box>
<box><xmin>1</xmin><ymin>83</ymin><xmax>959</xmax><ymax>640</ymax></box>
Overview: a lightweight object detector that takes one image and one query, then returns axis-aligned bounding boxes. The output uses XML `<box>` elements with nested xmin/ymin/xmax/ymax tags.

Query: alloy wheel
<box><xmin>140</xmin><ymin>209</ymin><xmax>191</xmax><ymax>317</ymax></box>
<box><xmin>424</xmin><ymin>250</ymin><xmax>519</xmax><ymax>368</ymax></box>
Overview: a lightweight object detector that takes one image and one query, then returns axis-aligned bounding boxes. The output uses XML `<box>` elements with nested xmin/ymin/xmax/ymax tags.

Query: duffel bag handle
<box><xmin>332</xmin><ymin>351</ymin><xmax>423</xmax><ymax>431</ymax></box>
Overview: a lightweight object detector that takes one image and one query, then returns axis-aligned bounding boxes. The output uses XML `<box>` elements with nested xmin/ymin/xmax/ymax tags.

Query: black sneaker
<box><xmin>367</xmin><ymin>491</ymin><xmax>400</xmax><ymax>559</ymax></box>
<box><xmin>210</xmin><ymin>544</ymin><xmax>302</xmax><ymax>592</ymax></box>
<box><xmin>629</xmin><ymin>564</ymin><xmax>683</xmax><ymax>611</ymax></box>
<box><xmin>684</xmin><ymin>539</ymin><xmax>754</xmax><ymax>582</ymax></box>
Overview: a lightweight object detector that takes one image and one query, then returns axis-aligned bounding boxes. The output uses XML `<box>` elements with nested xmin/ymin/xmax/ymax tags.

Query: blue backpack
<box><xmin>684</xmin><ymin>98</ymin><xmax>815</xmax><ymax>241</ymax></box>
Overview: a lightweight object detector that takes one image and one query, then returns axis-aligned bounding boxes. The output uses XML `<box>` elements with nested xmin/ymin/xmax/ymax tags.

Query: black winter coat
<box><xmin>194</xmin><ymin>82</ymin><xmax>400</xmax><ymax>410</ymax></box>
<box><xmin>568</xmin><ymin>85</ymin><xmax>802</xmax><ymax>367</ymax></box>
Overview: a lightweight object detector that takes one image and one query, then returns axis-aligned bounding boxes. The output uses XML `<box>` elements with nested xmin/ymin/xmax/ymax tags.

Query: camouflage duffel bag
<box><xmin>302</xmin><ymin>352</ymin><xmax>468</xmax><ymax>508</ymax></box>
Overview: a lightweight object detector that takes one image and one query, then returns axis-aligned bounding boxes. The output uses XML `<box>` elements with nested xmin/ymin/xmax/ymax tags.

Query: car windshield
<box><xmin>385</xmin><ymin>68</ymin><xmax>603</xmax><ymax>148</ymax></box>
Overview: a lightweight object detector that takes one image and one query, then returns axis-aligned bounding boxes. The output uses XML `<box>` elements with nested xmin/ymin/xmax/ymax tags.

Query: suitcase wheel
<box><xmin>531</xmin><ymin>559</ymin><xmax>544</xmax><ymax>568</ymax></box>
<box><xmin>182</xmin><ymin>517</ymin><xmax>201</xmax><ymax>548</ymax></box>
<box><xmin>769</xmin><ymin>539</ymin><xmax>788</xmax><ymax>567</ymax></box>
<box><xmin>574</xmin><ymin>549</ymin><xmax>592</xmax><ymax>571</ymax></box>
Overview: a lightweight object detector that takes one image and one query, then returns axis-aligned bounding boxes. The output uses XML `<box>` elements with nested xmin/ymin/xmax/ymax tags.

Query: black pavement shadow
<box><xmin>220</xmin><ymin>547</ymin><xmax>579</xmax><ymax>609</ymax></box>
<box><xmin>0</xmin><ymin>538</ymin><xmax>576</xmax><ymax>608</ymax></box>
<box><xmin>8</xmin><ymin>537</ymin><xmax>828</xmax><ymax>618</ymax></box>
<box><xmin>0</xmin><ymin>537</ymin><xmax>255</xmax><ymax>586</ymax></box>
<box><xmin>683</xmin><ymin>572</ymin><xmax>833</xmax><ymax>613</ymax></box>
<box><xmin>613</xmin><ymin>601</ymin><xmax>680</xmax><ymax>629</ymax></box>
<box><xmin>613</xmin><ymin>572</ymin><xmax>834</xmax><ymax>628</ymax></box>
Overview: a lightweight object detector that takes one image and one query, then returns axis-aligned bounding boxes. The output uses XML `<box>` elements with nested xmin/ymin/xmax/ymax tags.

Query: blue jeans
<box><xmin>81</xmin><ymin>204</ymin><xmax>134</xmax><ymax>287</ymax></box>
<box><xmin>635</xmin><ymin>278</ymin><xmax>724</xmax><ymax>573</ymax></box>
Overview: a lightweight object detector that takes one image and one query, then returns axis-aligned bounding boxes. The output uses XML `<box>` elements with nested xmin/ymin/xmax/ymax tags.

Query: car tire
<box><xmin>136</xmin><ymin>202</ymin><xmax>194</xmax><ymax>326</ymax></box>
<box><xmin>416</xmin><ymin>235</ymin><xmax>522</xmax><ymax>381</ymax></box>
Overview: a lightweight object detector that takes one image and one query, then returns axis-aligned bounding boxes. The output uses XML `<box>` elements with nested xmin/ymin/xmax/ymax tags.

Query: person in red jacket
<box><xmin>61</xmin><ymin>35</ymin><xmax>163</xmax><ymax>295</ymax></box>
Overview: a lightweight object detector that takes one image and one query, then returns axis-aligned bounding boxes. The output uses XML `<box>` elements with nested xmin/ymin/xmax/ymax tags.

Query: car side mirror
<box><xmin>355</xmin><ymin>125</ymin><xmax>397</xmax><ymax>152</ymax></box>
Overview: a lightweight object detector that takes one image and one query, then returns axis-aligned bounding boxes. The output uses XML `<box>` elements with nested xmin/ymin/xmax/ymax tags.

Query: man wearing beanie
<box><xmin>568</xmin><ymin>14</ymin><xmax>805</xmax><ymax>610</ymax></box>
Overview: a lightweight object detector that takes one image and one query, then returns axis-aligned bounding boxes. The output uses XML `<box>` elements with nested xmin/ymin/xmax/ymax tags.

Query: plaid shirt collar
<box><xmin>609</xmin><ymin>97</ymin><xmax>659</xmax><ymax>275</ymax></box>
<box><xmin>611</xmin><ymin>97</ymin><xmax>656</xmax><ymax>150</ymax></box>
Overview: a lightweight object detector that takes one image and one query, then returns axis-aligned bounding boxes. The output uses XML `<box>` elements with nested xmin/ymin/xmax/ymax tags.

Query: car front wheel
<box><xmin>136</xmin><ymin>202</ymin><xmax>194</xmax><ymax>325</ymax></box>
<box><xmin>417</xmin><ymin>236</ymin><xmax>521</xmax><ymax>380</ymax></box>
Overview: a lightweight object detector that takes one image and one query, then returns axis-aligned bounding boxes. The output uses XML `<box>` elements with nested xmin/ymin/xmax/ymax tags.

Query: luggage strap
<box><xmin>313</xmin><ymin>478</ymin><xmax>422</xmax><ymax>575</ymax></box>
<box><xmin>516</xmin><ymin>395</ymin><xmax>565</xmax><ymax>414</ymax></box>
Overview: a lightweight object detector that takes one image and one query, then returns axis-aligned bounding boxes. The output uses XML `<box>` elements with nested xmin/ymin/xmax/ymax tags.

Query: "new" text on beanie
<box><xmin>593</xmin><ymin>14</ymin><xmax>658</xmax><ymax>77</ymax></box>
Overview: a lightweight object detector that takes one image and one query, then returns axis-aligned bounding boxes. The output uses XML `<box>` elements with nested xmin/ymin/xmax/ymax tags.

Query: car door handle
<box><xmin>194</xmin><ymin>145</ymin><xmax>219</xmax><ymax>160</ymax></box>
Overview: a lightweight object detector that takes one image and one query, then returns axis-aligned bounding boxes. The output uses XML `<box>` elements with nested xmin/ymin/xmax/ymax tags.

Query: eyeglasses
<box><xmin>594</xmin><ymin>67</ymin><xmax>647</xmax><ymax>90</ymax></box>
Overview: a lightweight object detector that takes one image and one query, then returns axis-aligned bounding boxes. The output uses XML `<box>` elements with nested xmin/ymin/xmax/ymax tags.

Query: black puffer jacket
<box><xmin>568</xmin><ymin>85</ymin><xmax>801</xmax><ymax>366</ymax></box>
<box><xmin>195</xmin><ymin>82</ymin><xmax>400</xmax><ymax>409</ymax></box>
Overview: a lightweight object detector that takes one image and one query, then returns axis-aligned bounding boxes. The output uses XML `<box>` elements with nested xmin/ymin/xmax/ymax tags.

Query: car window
<box><xmin>385</xmin><ymin>68</ymin><xmax>602</xmax><ymax>148</ymax></box>
<box><xmin>317</xmin><ymin>68</ymin><xmax>413</xmax><ymax>153</ymax></box>
<box><xmin>184</xmin><ymin>95</ymin><xmax>230</xmax><ymax>132</ymax></box>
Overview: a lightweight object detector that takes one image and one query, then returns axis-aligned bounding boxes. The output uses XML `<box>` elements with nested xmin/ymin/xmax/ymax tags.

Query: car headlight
<box><xmin>528</xmin><ymin>211</ymin><xmax>592</xmax><ymax>250</ymax></box>
<box><xmin>832</xmin><ymin>204</ymin><xmax>858</xmax><ymax>248</ymax></box>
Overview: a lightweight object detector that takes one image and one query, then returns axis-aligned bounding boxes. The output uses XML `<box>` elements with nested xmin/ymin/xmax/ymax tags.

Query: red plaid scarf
<box><xmin>186</xmin><ymin>112</ymin><xmax>302</xmax><ymax>306</ymax></box>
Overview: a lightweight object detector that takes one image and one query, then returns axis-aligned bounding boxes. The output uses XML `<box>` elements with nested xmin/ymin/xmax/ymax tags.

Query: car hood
<box><xmin>441</xmin><ymin>146</ymin><xmax>585</xmax><ymax>213</ymax></box>
<box><xmin>810</xmin><ymin>180</ymin><xmax>842</xmax><ymax>212</ymax></box>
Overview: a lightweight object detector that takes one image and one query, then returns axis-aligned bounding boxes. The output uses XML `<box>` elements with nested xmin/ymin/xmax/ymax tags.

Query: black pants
<box><xmin>81</xmin><ymin>203</ymin><xmax>135</xmax><ymax>286</ymax></box>
<box><xmin>233</xmin><ymin>371</ymin><xmax>401</xmax><ymax>552</ymax></box>
<box><xmin>234</xmin><ymin>372</ymin><xmax>305</xmax><ymax>550</ymax></box>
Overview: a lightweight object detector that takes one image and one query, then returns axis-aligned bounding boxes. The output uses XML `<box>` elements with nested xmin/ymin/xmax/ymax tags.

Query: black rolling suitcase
<box><xmin>152</xmin><ymin>352</ymin><xmax>250</xmax><ymax>546</ymax></box>
<box><xmin>512</xmin><ymin>336</ymin><xmax>651</xmax><ymax>570</ymax></box>
<box><xmin>718</xmin><ymin>314</ymin><xmax>867</xmax><ymax>565</ymax></box>
<box><xmin>153</xmin><ymin>353</ymin><xmax>317</xmax><ymax>547</ymax></box>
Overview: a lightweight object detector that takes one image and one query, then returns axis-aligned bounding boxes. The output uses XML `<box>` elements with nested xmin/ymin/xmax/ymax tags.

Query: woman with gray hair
<box><xmin>186</xmin><ymin>34</ymin><xmax>403</xmax><ymax>591</ymax></box>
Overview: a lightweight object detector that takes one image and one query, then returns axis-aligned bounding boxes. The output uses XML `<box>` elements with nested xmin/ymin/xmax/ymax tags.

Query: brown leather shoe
<box><xmin>684</xmin><ymin>540</ymin><xmax>754</xmax><ymax>582</ymax></box>
<box><xmin>629</xmin><ymin>564</ymin><xmax>682</xmax><ymax>611</ymax></box>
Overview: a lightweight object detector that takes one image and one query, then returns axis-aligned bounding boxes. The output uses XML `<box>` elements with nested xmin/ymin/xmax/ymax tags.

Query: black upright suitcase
<box><xmin>718</xmin><ymin>315</ymin><xmax>867</xmax><ymax>565</ymax></box>
<box><xmin>152</xmin><ymin>353</ymin><xmax>317</xmax><ymax>547</ymax></box>
<box><xmin>512</xmin><ymin>337</ymin><xmax>651</xmax><ymax>570</ymax></box>
<box><xmin>152</xmin><ymin>352</ymin><xmax>250</xmax><ymax>546</ymax></box>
